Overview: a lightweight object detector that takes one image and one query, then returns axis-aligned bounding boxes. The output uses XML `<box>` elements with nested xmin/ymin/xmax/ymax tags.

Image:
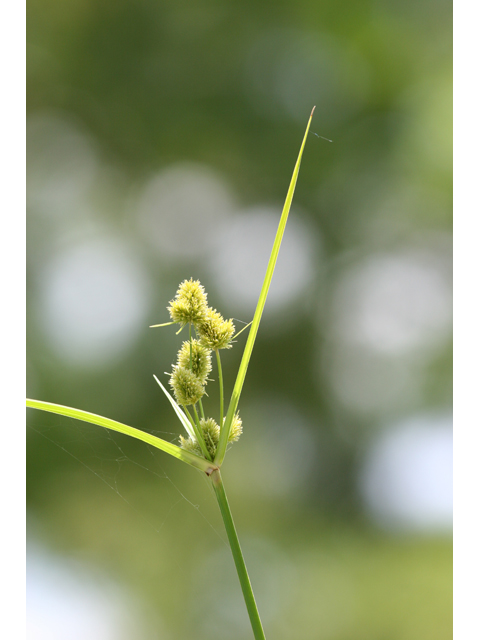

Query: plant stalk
<box><xmin>189</xmin><ymin>322</ymin><xmax>193</xmax><ymax>370</ymax></box>
<box><xmin>216</xmin><ymin>349</ymin><xmax>224</xmax><ymax>429</ymax></box>
<box><xmin>211</xmin><ymin>469</ymin><xmax>266</xmax><ymax>640</ymax></box>
<box><xmin>198</xmin><ymin>397</ymin><xmax>206</xmax><ymax>420</ymax></box>
<box><xmin>184</xmin><ymin>405</ymin><xmax>211</xmax><ymax>461</ymax></box>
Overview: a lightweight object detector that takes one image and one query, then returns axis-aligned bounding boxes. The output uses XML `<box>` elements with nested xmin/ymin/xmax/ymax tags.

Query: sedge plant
<box><xmin>26</xmin><ymin>108</ymin><xmax>315</xmax><ymax>640</ymax></box>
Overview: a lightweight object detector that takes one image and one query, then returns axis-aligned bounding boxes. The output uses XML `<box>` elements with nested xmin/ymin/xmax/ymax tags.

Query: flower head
<box><xmin>198</xmin><ymin>308</ymin><xmax>235</xmax><ymax>350</ymax></box>
<box><xmin>169</xmin><ymin>365</ymin><xmax>205</xmax><ymax>406</ymax></box>
<box><xmin>200</xmin><ymin>417</ymin><xmax>221</xmax><ymax>458</ymax></box>
<box><xmin>179</xmin><ymin>417</ymin><xmax>219</xmax><ymax>458</ymax></box>
<box><xmin>228</xmin><ymin>413</ymin><xmax>243</xmax><ymax>443</ymax></box>
<box><xmin>177</xmin><ymin>339</ymin><xmax>212</xmax><ymax>384</ymax></box>
<box><xmin>179</xmin><ymin>414</ymin><xmax>242</xmax><ymax>458</ymax></box>
<box><xmin>179</xmin><ymin>434</ymin><xmax>200</xmax><ymax>456</ymax></box>
<box><xmin>168</xmin><ymin>279</ymin><xmax>208</xmax><ymax>327</ymax></box>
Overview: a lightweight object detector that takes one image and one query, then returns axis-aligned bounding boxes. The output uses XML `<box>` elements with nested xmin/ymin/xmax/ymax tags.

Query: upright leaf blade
<box><xmin>214</xmin><ymin>108</ymin><xmax>315</xmax><ymax>466</ymax></box>
<box><xmin>26</xmin><ymin>398</ymin><xmax>217</xmax><ymax>474</ymax></box>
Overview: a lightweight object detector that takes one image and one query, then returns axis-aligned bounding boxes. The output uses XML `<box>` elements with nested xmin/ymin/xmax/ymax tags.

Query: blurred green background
<box><xmin>26</xmin><ymin>0</ymin><xmax>452</xmax><ymax>638</ymax></box>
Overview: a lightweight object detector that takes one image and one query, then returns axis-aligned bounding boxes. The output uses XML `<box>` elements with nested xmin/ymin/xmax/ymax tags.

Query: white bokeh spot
<box><xmin>208</xmin><ymin>206</ymin><xmax>319</xmax><ymax>324</ymax></box>
<box><xmin>331</xmin><ymin>249</ymin><xmax>452</xmax><ymax>355</ymax></box>
<box><xmin>37</xmin><ymin>237</ymin><xmax>152</xmax><ymax>367</ymax></box>
<box><xmin>358</xmin><ymin>414</ymin><xmax>453</xmax><ymax>532</ymax></box>
<box><xmin>27</xmin><ymin>543</ymin><xmax>160</xmax><ymax>640</ymax></box>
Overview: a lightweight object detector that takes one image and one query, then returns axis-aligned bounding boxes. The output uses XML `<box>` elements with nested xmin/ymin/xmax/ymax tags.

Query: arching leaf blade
<box><xmin>26</xmin><ymin>398</ymin><xmax>217</xmax><ymax>474</ymax></box>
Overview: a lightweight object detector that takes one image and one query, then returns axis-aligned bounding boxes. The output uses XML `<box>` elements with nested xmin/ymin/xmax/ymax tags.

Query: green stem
<box><xmin>184</xmin><ymin>405</ymin><xmax>211</xmax><ymax>461</ymax></box>
<box><xmin>211</xmin><ymin>469</ymin><xmax>266</xmax><ymax>640</ymax></box>
<box><xmin>189</xmin><ymin>323</ymin><xmax>193</xmax><ymax>370</ymax></box>
<box><xmin>216</xmin><ymin>349</ymin><xmax>224</xmax><ymax>430</ymax></box>
<box><xmin>193</xmin><ymin>404</ymin><xmax>212</xmax><ymax>461</ymax></box>
<box><xmin>198</xmin><ymin>397</ymin><xmax>206</xmax><ymax>420</ymax></box>
<box><xmin>183</xmin><ymin>404</ymin><xmax>197</xmax><ymax>435</ymax></box>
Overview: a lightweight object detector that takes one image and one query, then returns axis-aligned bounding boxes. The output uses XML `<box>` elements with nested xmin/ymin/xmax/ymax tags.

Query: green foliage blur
<box><xmin>27</xmin><ymin>0</ymin><xmax>452</xmax><ymax>638</ymax></box>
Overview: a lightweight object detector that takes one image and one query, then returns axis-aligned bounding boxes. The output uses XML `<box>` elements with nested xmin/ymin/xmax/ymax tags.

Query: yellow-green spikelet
<box><xmin>169</xmin><ymin>365</ymin><xmax>205</xmax><ymax>406</ymax></box>
<box><xmin>198</xmin><ymin>308</ymin><xmax>235</xmax><ymax>350</ymax></box>
<box><xmin>176</xmin><ymin>339</ymin><xmax>212</xmax><ymax>384</ymax></box>
<box><xmin>168</xmin><ymin>279</ymin><xmax>208</xmax><ymax>327</ymax></box>
<box><xmin>179</xmin><ymin>414</ymin><xmax>242</xmax><ymax>458</ymax></box>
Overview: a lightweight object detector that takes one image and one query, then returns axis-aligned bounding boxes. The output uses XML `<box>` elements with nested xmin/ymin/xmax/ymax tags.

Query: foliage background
<box><xmin>27</xmin><ymin>0</ymin><xmax>452</xmax><ymax>638</ymax></box>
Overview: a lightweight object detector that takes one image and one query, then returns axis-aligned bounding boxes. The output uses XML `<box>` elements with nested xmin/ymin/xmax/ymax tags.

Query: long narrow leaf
<box><xmin>214</xmin><ymin>108</ymin><xmax>315</xmax><ymax>465</ymax></box>
<box><xmin>153</xmin><ymin>374</ymin><xmax>196</xmax><ymax>439</ymax></box>
<box><xmin>26</xmin><ymin>398</ymin><xmax>217</xmax><ymax>474</ymax></box>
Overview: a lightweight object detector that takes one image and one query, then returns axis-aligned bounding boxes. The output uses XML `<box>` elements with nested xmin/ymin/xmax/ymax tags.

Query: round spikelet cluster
<box><xmin>169</xmin><ymin>365</ymin><xmax>204</xmax><ymax>406</ymax></box>
<box><xmin>228</xmin><ymin>413</ymin><xmax>243</xmax><ymax>443</ymax></box>
<box><xmin>177</xmin><ymin>339</ymin><xmax>212</xmax><ymax>384</ymax></box>
<box><xmin>178</xmin><ymin>434</ymin><xmax>200</xmax><ymax>456</ymax></box>
<box><xmin>179</xmin><ymin>415</ymin><xmax>242</xmax><ymax>458</ymax></box>
<box><xmin>168</xmin><ymin>279</ymin><xmax>208</xmax><ymax>327</ymax></box>
<box><xmin>200</xmin><ymin>418</ymin><xmax>221</xmax><ymax>458</ymax></box>
<box><xmin>179</xmin><ymin>418</ymin><xmax>219</xmax><ymax>458</ymax></box>
<box><xmin>198</xmin><ymin>308</ymin><xmax>235</xmax><ymax>350</ymax></box>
